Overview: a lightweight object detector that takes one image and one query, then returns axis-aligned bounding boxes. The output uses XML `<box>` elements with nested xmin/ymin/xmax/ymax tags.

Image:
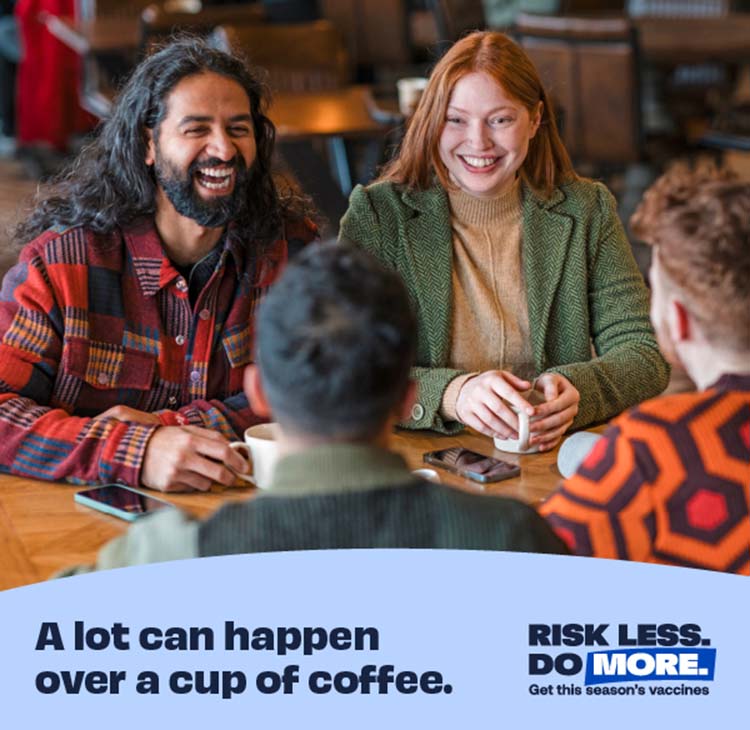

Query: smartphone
<box><xmin>74</xmin><ymin>484</ymin><xmax>175</xmax><ymax>522</ymax></box>
<box><xmin>423</xmin><ymin>447</ymin><xmax>521</xmax><ymax>484</ymax></box>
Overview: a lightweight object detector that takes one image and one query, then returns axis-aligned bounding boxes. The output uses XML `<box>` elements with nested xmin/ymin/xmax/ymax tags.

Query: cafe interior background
<box><xmin>3</xmin><ymin>0</ymin><xmax>750</xmax><ymax>265</ymax></box>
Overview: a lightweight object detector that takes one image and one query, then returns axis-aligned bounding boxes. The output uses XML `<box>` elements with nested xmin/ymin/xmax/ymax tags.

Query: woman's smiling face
<box><xmin>438</xmin><ymin>71</ymin><xmax>541</xmax><ymax>199</ymax></box>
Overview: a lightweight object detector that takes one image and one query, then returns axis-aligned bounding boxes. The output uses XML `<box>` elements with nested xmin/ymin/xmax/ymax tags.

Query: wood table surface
<box><xmin>269</xmin><ymin>86</ymin><xmax>397</xmax><ymax>140</ymax></box>
<box><xmin>0</xmin><ymin>427</ymin><xmax>577</xmax><ymax>592</ymax></box>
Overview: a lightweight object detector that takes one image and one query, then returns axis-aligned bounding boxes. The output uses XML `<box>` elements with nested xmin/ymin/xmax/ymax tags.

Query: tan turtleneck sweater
<box><xmin>440</xmin><ymin>181</ymin><xmax>535</xmax><ymax>420</ymax></box>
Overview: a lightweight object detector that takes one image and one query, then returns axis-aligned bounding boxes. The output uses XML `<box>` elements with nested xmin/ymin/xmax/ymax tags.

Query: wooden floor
<box><xmin>0</xmin><ymin>157</ymin><xmax>39</xmax><ymax>279</ymax></box>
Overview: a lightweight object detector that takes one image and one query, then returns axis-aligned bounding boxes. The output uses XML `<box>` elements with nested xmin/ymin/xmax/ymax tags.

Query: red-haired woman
<box><xmin>340</xmin><ymin>31</ymin><xmax>668</xmax><ymax>450</ymax></box>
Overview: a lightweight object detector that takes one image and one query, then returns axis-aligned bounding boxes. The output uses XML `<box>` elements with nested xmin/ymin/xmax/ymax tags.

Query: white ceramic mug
<box><xmin>229</xmin><ymin>422</ymin><xmax>280</xmax><ymax>489</ymax></box>
<box><xmin>493</xmin><ymin>406</ymin><xmax>540</xmax><ymax>454</ymax></box>
<box><xmin>396</xmin><ymin>77</ymin><xmax>428</xmax><ymax>117</ymax></box>
<box><xmin>492</xmin><ymin>389</ymin><xmax>546</xmax><ymax>454</ymax></box>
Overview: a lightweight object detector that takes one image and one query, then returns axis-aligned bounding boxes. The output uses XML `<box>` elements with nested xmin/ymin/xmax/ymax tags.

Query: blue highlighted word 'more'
<box><xmin>585</xmin><ymin>648</ymin><xmax>716</xmax><ymax>685</ymax></box>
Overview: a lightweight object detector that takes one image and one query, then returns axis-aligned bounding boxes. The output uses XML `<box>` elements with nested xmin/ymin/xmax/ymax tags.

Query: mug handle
<box><xmin>517</xmin><ymin>410</ymin><xmax>530</xmax><ymax>452</ymax></box>
<box><xmin>228</xmin><ymin>442</ymin><xmax>257</xmax><ymax>486</ymax></box>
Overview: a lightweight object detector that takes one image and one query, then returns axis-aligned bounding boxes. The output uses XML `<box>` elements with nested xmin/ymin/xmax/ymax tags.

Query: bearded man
<box><xmin>0</xmin><ymin>38</ymin><xmax>316</xmax><ymax>491</ymax></box>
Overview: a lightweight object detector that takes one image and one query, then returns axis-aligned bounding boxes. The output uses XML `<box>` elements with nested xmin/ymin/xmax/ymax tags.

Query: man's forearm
<box><xmin>0</xmin><ymin>394</ymin><xmax>158</xmax><ymax>485</ymax></box>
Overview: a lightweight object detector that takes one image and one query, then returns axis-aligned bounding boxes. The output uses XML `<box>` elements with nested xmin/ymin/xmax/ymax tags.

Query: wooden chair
<box><xmin>319</xmin><ymin>0</ymin><xmax>412</xmax><ymax>69</ymax></box>
<box><xmin>210</xmin><ymin>20</ymin><xmax>350</xmax><ymax>91</ymax></box>
<box><xmin>514</xmin><ymin>12</ymin><xmax>642</xmax><ymax>169</ymax></box>
<box><xmin>139</xmin><ymin>2</ymin><xmax>265</xmax><ymax>54</ymax></box>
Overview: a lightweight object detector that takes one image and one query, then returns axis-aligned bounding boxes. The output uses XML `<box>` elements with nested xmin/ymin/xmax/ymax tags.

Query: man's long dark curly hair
<box><xmin>16</xmin><ymin>37</ymin><xmax>306</xmax><ymax>245</ymax></box>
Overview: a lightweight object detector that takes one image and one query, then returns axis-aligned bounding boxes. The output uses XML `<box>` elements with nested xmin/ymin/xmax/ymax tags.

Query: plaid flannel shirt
<box><xmin>0</xmin><ymin>216</ymin><xmax>316</xmax><ymax>485</ymax></box>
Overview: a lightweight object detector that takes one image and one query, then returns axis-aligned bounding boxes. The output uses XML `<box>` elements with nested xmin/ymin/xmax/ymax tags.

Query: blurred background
<box><xmin>2</xmin><ymin>0</ymin><xmax>750</xmax><ymax>276</ymax></box>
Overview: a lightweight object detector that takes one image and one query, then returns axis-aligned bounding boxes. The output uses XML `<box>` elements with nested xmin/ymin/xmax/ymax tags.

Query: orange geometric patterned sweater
<box><xmin>541</xmin><ymin>374</ymin><xmax>750</xmax><ymax>573</ymax></box>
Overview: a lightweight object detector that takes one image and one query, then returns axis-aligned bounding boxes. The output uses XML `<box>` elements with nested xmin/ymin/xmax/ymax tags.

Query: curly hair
<box><xmin>631</xmin><ymin>160</ymin><xmax>750</xmax><ymax>351</ymax></box>
<box><xmin>15</xmin><ymin>37</ymin><xmax>311</xmax><ymax>246</ymax></box>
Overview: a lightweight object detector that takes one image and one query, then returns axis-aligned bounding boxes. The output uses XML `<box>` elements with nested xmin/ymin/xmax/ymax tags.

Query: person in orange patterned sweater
<box><xmin>541</xmin><ymin>163</ymin><xmax>750</xmax><ymax>573</ymax></box>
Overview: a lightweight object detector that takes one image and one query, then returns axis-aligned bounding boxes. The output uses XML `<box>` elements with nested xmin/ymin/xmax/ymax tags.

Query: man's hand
<box><xmin>140</xmin><ymin>425</ymin><xmax>249</xmax><ymax>492</ymax></box>
<box><xmin>97</xmin><ymin>405</ymin><xmax>161</xmax><ymax>425</ymax></box>
<box><xmin>528</xmin><ymin>373</ymin><xmax>580</xmax><ymax>451</ymax></box>
<box><xmin>455</xmin><ymin>370</ymin><xmax>534</xmax><ymax>438</ymax></box>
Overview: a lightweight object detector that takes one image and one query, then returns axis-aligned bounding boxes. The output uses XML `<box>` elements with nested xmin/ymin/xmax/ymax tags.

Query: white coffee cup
<box><xmin>492</xmin><ymin>388</ymin><xmax>546</xmax><ymax>454</ymax></box>
<box><xmin>396</xmin><ymin>77</ymin><xmax>428</xmax><ymax>117</ymax></box>
<box><xmin>229</xmin><ymin>422</ymin><xmax>280</xmax><ymax>489</ymax></box>
<box><xmin>493</xmin><ymin>405</ymin><xmax>540</xmax><ymax>454</ymax></box>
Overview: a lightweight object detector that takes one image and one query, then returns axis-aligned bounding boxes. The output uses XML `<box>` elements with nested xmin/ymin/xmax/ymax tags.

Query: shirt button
<box><xmin>97</xmin><ymin>373</ymin><xmax>108</xmax><ymax>385</ymax></box>
<box><xmin>190</xmin><ymin>370</ymin><xmax>201</xmax><ymax>383</ymax></box>
<box><xmin>176</xmin><ymin>279</ymin><xmax>187</xmax><ymax>292</ymax></box>
<box><xmin>175</xmin><ymin>335</ymin><xmax>185</xmax><ymax>346</ymax></box>
<box><xmin>411</xmin><ymin>403</ymin><xmax>425</xmax><ymax>421</ymax></box>
<box><xmin>168</xmin><ymin>396</ymin><xmax>177</xmax><ymax>406</ymax></box>
<box><xmin>199</xmin><ymin>309</ymin><xmax>210</xmax><ymax>320</ymax></box>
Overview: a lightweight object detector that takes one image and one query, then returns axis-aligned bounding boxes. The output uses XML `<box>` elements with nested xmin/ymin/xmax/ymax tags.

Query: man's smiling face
<box><xmin>146</xmin><ymin>71</ymin><xmax>257</xmax><ymax>228</ymax></box>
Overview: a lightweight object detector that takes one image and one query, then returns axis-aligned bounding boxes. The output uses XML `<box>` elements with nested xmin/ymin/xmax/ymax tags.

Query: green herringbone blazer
<box><xmin>339</xmin><ymin>179</ymin><xmax>669</xmax><ymax>433</ymax></box>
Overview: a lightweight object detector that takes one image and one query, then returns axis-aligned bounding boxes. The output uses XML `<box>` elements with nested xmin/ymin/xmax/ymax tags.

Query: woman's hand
<box><xmin>455</xmin><ymin>370</ymin><xmax>534</xmax><ymax>438</ymax></box>
<box><xmin>528</xmin><ymin>373</ymin><xmax>580</xmax><ymax>451</ymax></box>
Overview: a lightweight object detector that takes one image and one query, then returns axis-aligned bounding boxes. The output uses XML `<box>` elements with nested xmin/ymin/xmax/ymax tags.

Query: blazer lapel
<box><xmin>402</xmin><ymin>187</ymin><xmax>454</xmax><ymax>364</ymax></box>
<box><xmin>522</xmin><ymin>187</ymin><xmax>573</xmax><ymax>372</ymax></box>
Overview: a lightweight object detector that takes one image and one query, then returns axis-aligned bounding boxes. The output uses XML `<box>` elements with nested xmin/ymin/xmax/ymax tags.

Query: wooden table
<box><xmin>388</xmin><ymin>428</ymin><xmax>565</xmax><ymax>506</ymax></box>
<box><xmin>0</xmin><ymin>428</ymin><xmax>571</xmax><ymax>591</ymax></box>
<box><xmin>270</xmin><ymin>87</ymin><xmax>397</xmax><ymax>140</ymax></box>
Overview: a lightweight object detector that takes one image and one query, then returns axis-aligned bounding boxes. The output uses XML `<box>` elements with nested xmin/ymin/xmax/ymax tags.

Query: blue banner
<box><xmin>1</xmin><ymin>551</ymin><xmax>747</xmax><ymax>728</ymax></box>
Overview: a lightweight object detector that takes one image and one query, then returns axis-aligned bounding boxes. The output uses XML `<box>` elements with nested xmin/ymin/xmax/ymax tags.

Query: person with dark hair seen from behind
<box><xmin>0</xmin><ymin>38</ymin><xmax>316</xmax><ymax>491</ymax></box>
<box><xmin>542</xmin><ymin>162</ymin><xmax>750</xmax><ymax>573</ymax></box>
<box><xmin>61</xmin><ymin>242</ymin><xmax>566</xmax><ymax>572</ymax></box>
<box><xmin>340</xmin><ymin>31</ymin><xmax>669</xmax><ymax>450</ymax></box>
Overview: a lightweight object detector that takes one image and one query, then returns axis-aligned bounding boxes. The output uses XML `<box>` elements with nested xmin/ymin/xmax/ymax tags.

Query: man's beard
<box><xmin>154</xmin><ymin>154</ymin><xmax>252</xmax><ymax>228</ymax></box>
